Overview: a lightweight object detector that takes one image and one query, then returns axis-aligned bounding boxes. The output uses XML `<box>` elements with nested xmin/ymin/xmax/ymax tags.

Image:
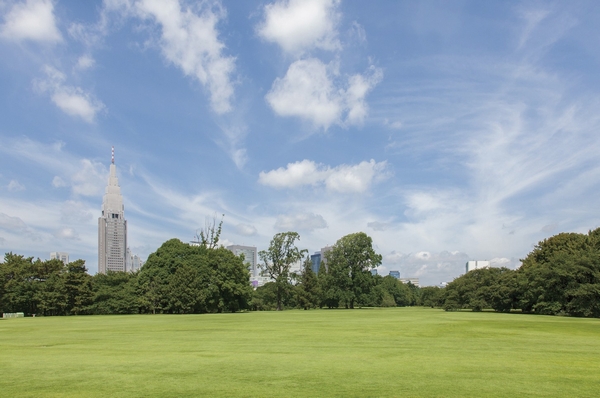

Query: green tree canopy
<box><xmin>138</xmin><ymin>239</ymin><xmax>252</xmax><ymax>314</ymax></box>
<box><xmin>259</xmin><ymin>232</ymin><xmax>307</xmax><ymax>311</ymax></box>
<box><xmin>324</xmin><ymin>232</ymin><xmax>382</xmax><ymax>309</ymax></box>
<box><xmin>518</xmin><ymin>229</ymin><xmax>600</xmax><ymax>316</ymax></box>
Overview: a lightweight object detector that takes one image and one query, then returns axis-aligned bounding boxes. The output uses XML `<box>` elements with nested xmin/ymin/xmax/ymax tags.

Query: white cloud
<box><xmin>60</xmin><ymin>200</ymin><xmax>93</xmax><ymax>224</ymax></box>
<box><xmin>259</xmin><ymin>159</ymin><xmax>323</xmax><ymax>188</ymax></box>
<box><xmin>367</xmin><ymin>221</ymin><xmax>392</xmax><ymax>231</ymax></box>
<box><xmin>348</xmin><ymin>21</ymin><xmax>366</xmax><ymax>44</ymax></box>
<box><xmin>540</xmin><ymin>223</ymin><xmax>558</xmax><ymax>233</ymax></box>
<box><xmin>219</xmin><ymin>123</ymin><xmax>248</xmax><ymax>170</ymax></box>
<box><xmin>415</xmin><ymin>251</ymin><xmax>431</xmax><ymax>260</ymax></box>
<box><xmin>54</xmin><ymin>227</ymin><xmax>79</xmax><ymax>240</ymax></box>
<box><xmin>0</xmin><ymin>212</ymin><xmax>28</xmax><ymax>232</ymax></box>
<box><xmin>489</xmin><ymin>257</ymin><xmax>514</xmax><ymax>267</ymax></box>
<box><xmin>517</xmin><ymin>6</ymin><xmax>551</xmax><ymax>49</ymax></box>
<box><xmin>259</xmin><ymin>159</ymin><xmax>388</xmax><ymax>193</ymax></box>
<box><xmin>75</xmin><ymin>54</ymin><xmax>95</xmax><ymax>70</ymax></box>
<box><xmin>71</xmin><ymin>159</ymin><xmax>108</xmax><ymax>196</ymax></box>
<box><xmin>257</xmin><ymin>0</ymin><xmax>340</xmax><ymax>56</ymax></box>
<box><xmin>383</xmin><ymin>119</ymin><xmax>403</xmax><ymax>130</ymax></box>
<box><xmin>274</xmin><ymin>212</ymin><xmax>327</xmax><ymax>231</ymax></box>
<box><xmin>52</xmin><ymin>176</ymin><xmax>66</xmax><ymax>188</ymax></box>
<box><xmin>382</xmin><ymin>250</ymin><xmax>471</xmax><ymax>285</ymax></box>
<box><xmin>230</xmin><ymin>148</ymin><xmax>247</xmax><ymax>169</ymax></box>
<box><xmin>1</xmin><ymin>138</ymin><xmax>112</xmax><ymax>198</ymax></box>
<box><xmin>266</xmin><ymin>58</ymin><xmax>382</xmax><ymax>129</ymax></box>
<box><xmin>325</xmin><ymin>159</ymin><xmax>388</xmax><ymax>193</ymax></box>
<box><xmin>106</xmin><ymin>0</ymin><xmax>236</xmax><ymax>114</ymax></box>
<box><xmin>345</xmin><ymin>65</ymin><xmax>383</xmax><ymax>125</ymax></box>
<box><xmin>34</xmin><ymin>65</ymin><xmax>105</xmax><ymax>123</ymax></box>
<box><xmin>7</xmin><ymin>179</ymin><xmax>25</xmax><ymax>191</ymax></box>
<box><xmin>0</xmin><ymin>0</ymin><xmax>62</xmax><ymax>43</ymax></box>
<box><xmin>235</xmin><ymin>223</ymin><xmax>257</xmax><ymax>236</ymax></box>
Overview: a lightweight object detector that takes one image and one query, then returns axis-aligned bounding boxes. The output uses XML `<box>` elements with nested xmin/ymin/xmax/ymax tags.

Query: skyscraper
<box><xmin>227</xmin><ymin>245</ymin><xmax>257</xmax><ymax>277</ymax></box>
<box><xmin>98</xmin><ymin>147</ymin><xmax>128</xmax><ymax>274</ymax></box>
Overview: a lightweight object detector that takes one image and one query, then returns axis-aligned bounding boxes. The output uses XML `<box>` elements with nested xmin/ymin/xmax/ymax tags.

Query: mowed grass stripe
<box><xmin>1</xmin><ymin>308</ymin><xmax>599</xmax><ymax>397</ymax></box>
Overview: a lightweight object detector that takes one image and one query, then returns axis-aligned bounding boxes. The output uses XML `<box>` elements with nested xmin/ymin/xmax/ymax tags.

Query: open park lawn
<box><xmin>1</xmin><ymin>308</ymin><xmax>599</xmax><ymax>397</ymax></box>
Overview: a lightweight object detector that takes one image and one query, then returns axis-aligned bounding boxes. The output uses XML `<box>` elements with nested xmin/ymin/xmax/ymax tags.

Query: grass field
<box><xmin>1</xmin><ymin>308</ymin><xmax>599</xmax><ymax>397</ymax></box>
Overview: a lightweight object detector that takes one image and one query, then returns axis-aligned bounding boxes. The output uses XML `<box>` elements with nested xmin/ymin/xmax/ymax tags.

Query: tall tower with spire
<box><xmin>98</xmin><ymin>147</ymin><xmax>128</xmax><ymax>273</ymax></box>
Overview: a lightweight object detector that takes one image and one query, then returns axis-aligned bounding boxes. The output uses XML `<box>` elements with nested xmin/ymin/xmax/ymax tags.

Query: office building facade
<box><xmin>227</xmin><ymin>245</ymin><xmax>258</xmax><ymax>277</ymax></box>
<box><xmin>50</xmin><ymin>252</ymin><xmax>69</xmax><ymax>264</ymax></box>
<box><xmin>466</xmin><ymin>260</ymin><xmax>490</xmax><ymax>273</ymax></box>
<box><xmin>389</xmin><ymin>270</ymin><xmax>400</xmax><ymax>279</ymax></box>
<box><xmin>310</xmin><ymin>252</ymin><xmax>321</xmax><ymax>274</ymax></box>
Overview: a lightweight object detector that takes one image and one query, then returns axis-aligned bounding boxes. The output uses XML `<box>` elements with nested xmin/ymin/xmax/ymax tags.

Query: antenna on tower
<box><xmin>111</xmin><ymin>146</ymin><xmax>115</xmax><ymax>164</ymax></box>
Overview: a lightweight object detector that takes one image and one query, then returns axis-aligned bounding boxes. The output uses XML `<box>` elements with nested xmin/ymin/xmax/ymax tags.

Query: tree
<box><xmin>443</xmin><ymin>267</ymin><xmax>518</xmax><ymax>312</ymax></box>
<box><xmin>325</xmin><ymin>232</ymin><xmax>382</xmax><ymax>309</ymax></box>
<box><xmin>138</xmin><ymin>238</ymin><xmax>252</xmax><ymax>314</ymax></box>
<box><xmin>63</xmin><ymin>260</ymin><xmax>93</xmax><ymax>315</ymax></box>
<box><xmin>420</xmin><ymin>286</ymin><xmax>445</xmax><ymax>308</ymax></box>
<box><xmin>205</xmin><ymin>247</ymin><xmax>253</xmax><ymax>313</ymax></box>
<box><xmin>380</xmin><ymin>275</ymin><xmax>413</xmax><ymax>306</ymax></box>
<box><xmin>518</xmin><ymin>229</ymin><xmax>600</xmax><ymax>317</ymax></box>
<box><xmin>318</xmin><ymin>262</ymin><xmax>341</xmax><ymax>308</ymax></box>
<box><xmin>295</xmin><ymin>256</ymin><xmax>321</xmax><ymax>310</ymax></box>
<box><xmin>250</xmin><ymin>282</ymin><xmax>278</xmax><ymax>311</ymax></box>
<box><xmin>89</xmin><ymin>271</ymin><xmax>139</xmax><ymax>314</ymax></box>
<box><xmin>194</xmin><ymin>214</ymin><xmax>224</xmax><ymax>249</ymax></box>
<box><xmin>168</xmin><ymin>264</ymin><xmax>204</xmax><ymax>313</ymax></box>
<box><xmin>259</xmin><ymin>232</ymin><xmax>307</xmax><ymax>311</ymax></box>
<box><xmin>0</xmin><ymin>253</ymin><xmax>40</xmax><ymax>315</ymax></box>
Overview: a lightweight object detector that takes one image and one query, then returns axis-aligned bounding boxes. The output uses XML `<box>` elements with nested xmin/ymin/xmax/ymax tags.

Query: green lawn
<box><xmin>1</xmin><ymin>308</ymin><xmax>599</xmax><ymax>397</ymax></box>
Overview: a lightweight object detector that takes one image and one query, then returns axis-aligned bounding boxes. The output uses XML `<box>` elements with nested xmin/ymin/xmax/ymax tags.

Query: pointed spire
<box><xmin>111</xmin><ymin>146</ymin><xmax>115</xmax><ymax>164</ymax></box>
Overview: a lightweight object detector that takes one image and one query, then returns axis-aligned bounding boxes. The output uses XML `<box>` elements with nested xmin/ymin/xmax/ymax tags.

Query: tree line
<box><xmin>0</xmin><ymin>240</ymin><xmax>253</xmax><ymax>316</ymax></box>
<box><xmin>3</xmin><ymin>228</ymin><xmax>598</xmax><ymax>317</ymax></box>
<box><xmin>254</xmin><ymin>231</ymin><xmax>421</xmax><ymax>310</ymax></box>
<box><xmin>0</xmin><ymin>231</ymin><xmax>423</xmax><ymax>315</ymax></box>
<box><xmin>423</xmin><ymin>228</ymin><xmax>600</xmax><ymax>317</ymax></box>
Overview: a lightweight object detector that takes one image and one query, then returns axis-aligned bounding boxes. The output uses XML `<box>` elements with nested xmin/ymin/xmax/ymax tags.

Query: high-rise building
<box><xmin>227</xmin><ymin>245</ymin><xmax>257</xmax><ymax>277</ymax></box>
<box><xmin>466</xmin><ymin>260</ymin><xmax>490</xmax><ymax>273</ymax></box>
<box><xmin>50</xmin><ymin>252</ymin><xmax>69</xmax><ymax>264</ymax></box>
<box><xmin>310</xmin><ymin>252</ymin><xmax>321</xmax><ymax>274</ymax></box>
<box><xmin>98</xmin><ymin>147</ymin><xmax>128</xmax><ymax>274</ymax></box>
<box><xmin>125</xmin><ymin>248</ymin><xmax>144</xmax><ymax>273</ymax></box>
<box><xmin>320</xmin><ymin>245</ymin><xmax>333</xmax><ymax>272</ymax></box>
<box><xmin>132</xmin><ymin>255</ymin><xmax>144</xmax><ymax>272</ymax></box>
<box><xmin>400</xmin><ymin>278</ymin><xmax>420</xmax><ymax>287</ymax></box>
<box><xmin>389</xmin><ymin>270</ymin><xmax>400</xmax><ymax>279</ymax></box>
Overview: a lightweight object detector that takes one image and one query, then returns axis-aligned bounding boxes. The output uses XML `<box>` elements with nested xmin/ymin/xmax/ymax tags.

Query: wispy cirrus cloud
<box><xmin>1</xmin><ymin>138</ymin><xmax>108</xmax><ymax>196</ymax></box>
<box><xmin>7</xmin><ymin>179</ymin><xmax>25</xmax><ymax>192</ymax></box>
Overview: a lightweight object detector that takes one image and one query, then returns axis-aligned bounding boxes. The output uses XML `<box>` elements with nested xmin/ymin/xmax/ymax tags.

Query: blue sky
<box><xmin>1</xmin><ymin>0</ymin><xmax>600</xmax><ymax>285</ymax></box>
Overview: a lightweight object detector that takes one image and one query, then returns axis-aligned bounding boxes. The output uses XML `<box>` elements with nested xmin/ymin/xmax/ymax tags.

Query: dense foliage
<box><xmin>138</xmin><ymin>239</ymin><xmax>252</xmax><ymax>314</ymax></box>
<box><xmin>320</xmin><ymin>232</ymin><xmax>382</xmax><ymax>309</ymax></box>
<box><xmin>0</xmin><ymin>239</ymin><xmax>252</xmax><ymax>315</ymax></box>
<box><xmin>4</xmin><ymin>228</ymin><xmax>599</xmax><ymax>317</ymax></box>
<box><xmin>441</xmin><ymin>228</ymin><xmax>600</xmax><ymax>317</ymax></box>
<box><xmin>258</xmin><ymin>232</ymin><xmax>308</xmax><ymax>310</ymax></box>
<box><xmin>253</xmin><ymin>231</ymin><xmax>419</xmax><ymax>310</ymax></box>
